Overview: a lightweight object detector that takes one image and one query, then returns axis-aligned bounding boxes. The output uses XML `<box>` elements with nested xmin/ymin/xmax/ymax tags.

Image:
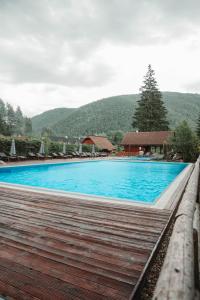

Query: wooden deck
<box><xmin>0</xmin><ymin>187</ymin><xmax>171</xmax><ymax>300</ymax></box>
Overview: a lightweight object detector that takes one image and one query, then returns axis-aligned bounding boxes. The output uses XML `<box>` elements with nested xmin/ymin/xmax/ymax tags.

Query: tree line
<box><xmin>0</xmin><ymin>98</ymin><xmax>32</xmax><ymax>136</ymax></box>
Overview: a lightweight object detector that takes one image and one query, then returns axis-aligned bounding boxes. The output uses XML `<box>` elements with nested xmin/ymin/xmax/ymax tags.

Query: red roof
<box><xmin>82</xmin><ymin>136</ymin><xmax>114</xmax><ymax>151</ymax></box>
<box><xmin>121</xmin><ymin>131</ymin><xmax>173</xmax><ymax>146</ymax></box>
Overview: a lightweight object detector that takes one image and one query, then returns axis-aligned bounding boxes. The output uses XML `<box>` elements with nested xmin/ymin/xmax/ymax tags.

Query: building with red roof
<box><xmin>121</xmin><ymin>131</ymin><xmax>173</xmax><ymax>156</ymax></box>
<box><xmin>82</xmin><ymin>135</ymin><xmax>114</xmax><ymax>153</ymax></box>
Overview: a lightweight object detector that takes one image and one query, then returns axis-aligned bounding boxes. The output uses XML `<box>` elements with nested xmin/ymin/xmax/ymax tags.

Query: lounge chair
<box><xmin>36</xmin><ymin>153</ymin><xmax>45</xmax><ymax>160</ymax></box>
<box><xmin>66</xmin><ymin>153</ymin><xmax>73</xmax><ymax>158</ymax></box>
<box><xmin>87</xmin><ymin>152</ymin><xmax>91</xmax><ymax>157</ymax></box>
<box><xmin>58</xmin><ymin>152</ymin><xmax>67</xmax><ymax>158</ymax></box>
<box><xmin>28</xmin><ymin>152</ymin><xmax>37</xmax><ymax>159</ymax></box>
<box><xmin>51</xmin><ymin>152</ymin><xmax>59</xmax><ymax>158</ymax></box>
<box><xmin>58</xmin><ymin>152</ymin><xmax>73</xmax><ymax>158</ymax></box>
<box><xmin>8</xmin><ymin>155</ymin><xmax>18</xmax><ymax>161</ymax></box>
<box><xmin>17</xmin><ymin>155</ymin><xmax>27</xmax><ymax>161</ymax></box>
<box><xmin>144</xmin><ymin>152</ymin><xmax>151</xmax><ymax>157</ymax></box>
<box><xmin>100</xmin><ymin>152</ymin><xmax>108</xmax><ymax>157</ymax></box>
<box><xmin>71</xmin><ymin>152</ymin><xmax>78</xmax><ymax>157</ymax></box>
<box><xmin>152</xmin><ymin>153</ymin><xmax>164</xmax><ymax>160</ymax></box>
<box><xmin>74</xmin><ymin>151</ymin><xmax>83</xmax><ymax>158</ymax></box>
<box><xmin>0</xmin><ymin>152</ymin><xmax>9</xmax><ymax>162</ymax></box>
<box><xmin>172</xmin><ymin>153</ymin><xmax>183</xmax><ymax>161</ymax></box>
<box><xmin>81</xmin><ymin>152</ymin><xmax>88</xmax><ymax>158</ymax></box>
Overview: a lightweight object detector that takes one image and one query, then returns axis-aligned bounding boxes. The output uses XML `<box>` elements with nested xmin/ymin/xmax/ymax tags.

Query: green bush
<box><xmin>48</xmin><ymin>142</ymin><xmax>62</xmax><ymax>154</ymax></box>
<box><xmin>65</xmin><ymin>144</ymin><xmax>76</xmax><ymax>153</ymax></box>
<box><xmin>170</xmin><ymin>121</ymin><xmax>199</xmax><ymax>162</ymax></box>
<box><xmin>0</xmin><ymin>136</ymin><xmax>41</xmax><ymax>155</ymax></box>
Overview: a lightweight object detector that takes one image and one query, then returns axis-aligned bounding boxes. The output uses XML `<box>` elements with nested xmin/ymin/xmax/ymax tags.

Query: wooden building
<box><xmin>121</xmin><ymin>131</ymin><xmax>173</xmax><ymax>156</ymax></box>
<box><xmin>82</xmin><ymin>135</ymin><xmax>114</xmax><ymax>152</ymax></box>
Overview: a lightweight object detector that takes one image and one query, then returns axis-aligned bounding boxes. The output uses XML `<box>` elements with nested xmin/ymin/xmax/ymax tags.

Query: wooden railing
<box><xmin>153</xmin><ymin>157</ymin><xmax>200</xmax><ymax>299</ymax></box>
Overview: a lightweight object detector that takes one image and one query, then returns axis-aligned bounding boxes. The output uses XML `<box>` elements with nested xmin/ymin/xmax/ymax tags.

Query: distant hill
<box><xmin>32</xmin><ymin>92</ymin><xmax>200</xmax><ymax>136</ymax></box>
<box><xmin>32</xmin><ymin>107</ymin><xmax>76</xmax><ymax>132</ymax></box>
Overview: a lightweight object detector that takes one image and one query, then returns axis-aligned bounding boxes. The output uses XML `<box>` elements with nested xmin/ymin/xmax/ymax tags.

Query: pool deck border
<box><xmin>0</xmin><ymin>158</ymin><xmax>193</xmax><ymax>210</ymax></box>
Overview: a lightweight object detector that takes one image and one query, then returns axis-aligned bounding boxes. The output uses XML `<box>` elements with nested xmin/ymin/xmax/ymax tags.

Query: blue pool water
<box><xmin>0</xmin><ymin>161</ymin><xmax>187</xmax><ymax>203</ymax></box>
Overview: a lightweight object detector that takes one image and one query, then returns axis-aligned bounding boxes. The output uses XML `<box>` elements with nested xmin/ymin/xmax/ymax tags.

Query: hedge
<box><xmin>0</xmin><ymin>136</ymin><xmax>41</xmax><ymax>155</ymax></box>
<box><xmin>0</xmin><ymin>136</ymin><xmax>96</xmax><ymax>155</ymax></box>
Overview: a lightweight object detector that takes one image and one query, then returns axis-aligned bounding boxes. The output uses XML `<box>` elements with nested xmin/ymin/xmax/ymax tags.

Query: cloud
<box><xmin>0</xmin><ymin>0</ymin><xmax>199</xmax><ymax>87</ymax></box>
<box><xmin>184</xmin><ymin>80</ymin><xmax>200</xmax><ymax>93</ymax></box>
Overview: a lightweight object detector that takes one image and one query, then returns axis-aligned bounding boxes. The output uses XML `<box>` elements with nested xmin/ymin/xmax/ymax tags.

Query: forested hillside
<box><xmin>32</xmin><ymin>107</ymin><xmax>76</xmax><ymax>132</ymax></box>
<box><xmin>32</xmin><ymin>92</ymin><xmax>200</xmax><ymax>137</ymax></box>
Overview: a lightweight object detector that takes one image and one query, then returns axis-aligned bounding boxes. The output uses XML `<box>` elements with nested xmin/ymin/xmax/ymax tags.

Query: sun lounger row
<box><xmin>0</xmin><ymin>152</ymin><xmax>27</xmax><ymax>162</ymax></box>
<box><xmin>0</xmin><ymin>151</ymin><xmax>109</xmax><ymax>162</ymax></box>
<box><xmin>26</xmin><ymin>152</ymin><xmax>73</xmax><ymax>160</ymax></box>
<box><xmin>0</xmin><ymin>151</ymin><xmax>71</xmax><ymax>161</ymax></box>
<box><xmin>71</xmin><ymin>151</ymin><xmax>108</xmax><ymax>158</ymax></box>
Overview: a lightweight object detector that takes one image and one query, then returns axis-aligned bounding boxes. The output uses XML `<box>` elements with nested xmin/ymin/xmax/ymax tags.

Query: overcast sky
<box><xmin>0</xmin><ymin>0</ymin><xmax>200</xmax><ymax>116</ymax></box>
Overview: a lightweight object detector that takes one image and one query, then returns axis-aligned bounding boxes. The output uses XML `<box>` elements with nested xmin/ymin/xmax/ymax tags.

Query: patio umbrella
<box><xmin>10</xmin><ymin>139</ymin><xmax>16</xmax><ymax>156</ymax></box>
<box><xmin>78</xmin><ymin>143</ymin><xmax>82</xmax><ymax>155</ymax></box>
<box><xmin>39</xmin><ymin>141</ymin><xmax>45</xmax><ymax>155</ymax></box>
<box><xmin>91</xmin><ymin>144</ymin><xmax>95</xmax><ymax>155</ymax></box>
<box><xmin>62</xmin><ymin>142</ymin><xmax>66</xmax><ymax>154</ymax></box>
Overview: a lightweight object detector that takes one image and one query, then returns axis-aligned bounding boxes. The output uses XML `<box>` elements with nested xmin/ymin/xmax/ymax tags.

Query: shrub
<box><xmin>170</xmin><ymin>121</ymin><xmax>199</xmax><ymax>162</ymax></box>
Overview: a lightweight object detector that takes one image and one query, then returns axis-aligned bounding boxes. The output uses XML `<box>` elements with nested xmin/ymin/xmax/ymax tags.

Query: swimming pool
<box><xmin>0</xmin><ymin>160</ymin><xmax>188</xmax><ymax>203</ymax></box>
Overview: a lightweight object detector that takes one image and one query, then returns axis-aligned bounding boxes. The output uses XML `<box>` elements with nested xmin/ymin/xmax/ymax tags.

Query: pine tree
<box><xmin>15</xmin><ymin>106</ymin><xmax>24</xmax><ymax>135</ymax></box>
<box><xmin>6</xmin><ymin>103</ymin><xmax>16</xmax><ymax>135</ymax></box>
<box><xmin>0</xmin><ymin>99</ymin><xmax>8</xmax><ymax>135</ymax></box>
<box><xmin>132</xmin><ymin>65</ymin><xmax>169</xmax><ymax>131</ymax></box>
<box><xmin>24</xmin><ymin>117</ymin><xmax>32</xmax><ymax>136</ymax></box>
<box><xmin>196</xmin><ymin>114</ymin><xmax>200</xmax><ymax>139</ymax></box>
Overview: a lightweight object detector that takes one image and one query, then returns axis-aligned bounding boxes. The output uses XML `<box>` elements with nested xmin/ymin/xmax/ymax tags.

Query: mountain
<box><xmin>32</xmin><ymin>92</ymin><xmax>200</xmax><ymax>136</ymax></box>
<box><xmin>32</xmin><ymin>107</ymin><xmax>76</xmax><ymax>132</ymax></box>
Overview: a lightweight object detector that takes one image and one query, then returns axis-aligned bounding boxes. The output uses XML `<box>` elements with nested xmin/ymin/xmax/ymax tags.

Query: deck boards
<box><xmin>0</xmin><ymin>187</ymin><xmax>171</xmax><ymax>299</ymax></box>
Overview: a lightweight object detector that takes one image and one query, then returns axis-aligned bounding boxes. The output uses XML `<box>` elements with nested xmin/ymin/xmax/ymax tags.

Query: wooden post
<box><xmin>193</xmin><ymin>202</ymin><xmax>200</xmax><ymax>286</ymax></box>
<box><xmin>153</xmin><ymin>158</ymin><xmax>200</xmax><ymax>300</ymax></box>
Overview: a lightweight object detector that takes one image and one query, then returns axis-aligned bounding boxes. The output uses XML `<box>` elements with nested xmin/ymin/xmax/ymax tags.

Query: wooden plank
<box><xmin>153</xmin><ymin>158</ymin><xmax>200</xmax><ymax>300</ymax></box>
<box><xmin>0</xmin><ymin>280</ymin><xmax>40</xmax><ymax>300</ymax></box>
<box><xmin>0</xmin><ymin>187</ymin><xmax>170</xmax><ymax>299</ymax></box>
<box><xmin>193</xmin><ymin>202</ymin><xmax>200</xmax><ymax>288</ymax></box>
<box><xmin>0</xmin><ymin>258</ymin><xmax>110</xmax><ymax>300</ymax></box>
<box><xmin>0</xmin><ymin>197</ymin><xmax>168</xmax><ymax>231</ymax></box>
<box><xmin>0</xmin><ymin>187</ymin><xmax>170</xmax><ymax>215</ymax></box>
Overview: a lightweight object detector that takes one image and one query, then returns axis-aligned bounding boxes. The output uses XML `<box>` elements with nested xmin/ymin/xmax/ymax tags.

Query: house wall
<box><xmin>123</xmin><ymin>145</ymin><xmax>140</xmax><ymax>155</ymax></box>
<box><xmin>124</xmin><ymin>145</ymin><xmax>139</xmax><ymax>152</ymax></box>
<box><xmin>123</xmin><ymin>145</ymin><xmax>163</xmax><ymax>155</ymax></box>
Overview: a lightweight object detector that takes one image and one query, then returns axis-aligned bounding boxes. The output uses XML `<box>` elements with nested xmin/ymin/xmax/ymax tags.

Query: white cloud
<box><xmin>0</xmin><ymin>0</ymin><xmax>200</xmax><ymax>116</ymax></box>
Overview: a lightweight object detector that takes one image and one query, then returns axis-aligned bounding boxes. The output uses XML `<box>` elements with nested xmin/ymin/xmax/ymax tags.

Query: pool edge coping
<box><xmin>0</xmin><ymin>159</ymin><xmax>193</xmax><ymax>210</ymax></box>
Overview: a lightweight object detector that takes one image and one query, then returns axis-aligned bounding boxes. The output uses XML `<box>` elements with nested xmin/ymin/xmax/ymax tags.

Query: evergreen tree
<box><xmin>107</xmin><ymin>130</ymin><xmax>123</xmax><ymax>145</ymax></box>
<box><xmin>0</xmin><ymin>99</ymin><xmax>8</xmax><ymax>135</ymax></box>
<box><xmin>41</xmin><ymin>127</ymin><xmax>53</xmax><ymax>138</ymax></box>
<box><xmin>196</xmin><ymin>113</ymin><xmax>200</xmax><ymax>139</ymax></box>
<box><xmin>132</xmin><ymin>65</ymin><xmax>169</xmax><ymax>131</ymax></box>
<box><xmin>24</xmin><ymin>117</ymin><xmax>32</xmax><ymax>135</ymax></box>
<box><xmin>15</xmin><ymin>106</ymin><xmax>24</xmax><ymax>135</ymax></box>
<box><xmin>0</xmin><ymin>98</ymin><xmax>31</xmax><ymax>136</ymax></box>
<box><xmin>6</xmin><ymin>103</ymin><xmax>16</xmax><ymax>135</ymax></box>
